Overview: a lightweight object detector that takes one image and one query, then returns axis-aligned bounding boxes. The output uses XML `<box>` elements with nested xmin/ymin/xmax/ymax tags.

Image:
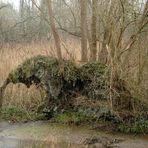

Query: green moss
<box><xmin>7</xmin><ymin>55</ymin><xmax>58</xmax><ymax>86</ymax></box>
<box><xmin>118</xmin><ymin>119</ymin><xmax>148</xmax><ymax>134</ymax></box>
<box><xmin>7</xmin><ymin>55</ymin><xmax>78</xmax><ymax>87</ymax></box>
<box><xmin>79</xmin><ymin>62</ymin><xmax>108</xmax><ymax>80</ymax></box>
<box><xmin>53</xmin><ymin>111</ymin><xmax>92</xmax><ymax>125</ymax></box>
<box><xmin>78</xmin><ymin>62</ymin><xmax>109</xmax><ymax>100</ymax></box>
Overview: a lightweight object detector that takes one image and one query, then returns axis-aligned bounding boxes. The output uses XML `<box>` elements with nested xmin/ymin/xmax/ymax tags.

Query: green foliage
<box><xmin>118</xmin><ymin>119</ymin><xmax>148</xmax><ymax>134</ymax></box>
<box><xmin>79</xmin><ymin>62</ymin><xmax>109</xmax><ymax>100</ymax></box>
<box><xmin>53</xmin><ymin>111</ymin><xmax>91</xmax><ymax>125</ymax></box>
<box><xmin>8</xmin><ymin>55</ymin><xmax>58</xmax><ymax>86</ymax></box>
<box><xmin>60</xmin><ymin>60</ymin><xmax>78</xmax><ymax>82</ymax></box>
<box><xmin>80</xmin><ymin>62</ymin><xmax>108</xmax><ymax>80</ymax></box>
<box><xmin>7</xmin><ymin>55</ymin><xmax>79</xmax><ymax>88</ymax></box>
<box><xmin>0</xmin><ymin>106</ymin><xmax>44</xmax><ymax>122</ymax></box>
<box><xmin>1</xmin><ymin>107</ymin><xmax>27</xmax><ymax>122</ymax></box>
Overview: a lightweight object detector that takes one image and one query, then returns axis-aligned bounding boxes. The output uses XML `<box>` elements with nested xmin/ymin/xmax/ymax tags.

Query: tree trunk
<box><xmin>80</xmin><ymin>0</ymin><xmax>88</xmax><ymax>62</ymax></box>
<box><xmin>20</xmin><ymin>0</ymin><xmax>26</xmax><ymax>36</ymax></box>
<box><xmin>99</xmin><ymin>28</ymin><xmax>110</xmax><ymax>64</ymax></box>
<box><xmin>90</xmin><ymin>0</ymin><xmax>97</xmax><ymax>61</ymax></box>
<box><xmin>46</xmin><ymin>0</ymin><xmax>62</xmax><ymax>59</ymax></box>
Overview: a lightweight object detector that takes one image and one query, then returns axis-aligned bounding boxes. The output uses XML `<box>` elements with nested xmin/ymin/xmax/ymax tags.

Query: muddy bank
<box><xmin>0</xmin><ymin>121</ymin><xmax>148</xmax><ymax>148</ymax></box>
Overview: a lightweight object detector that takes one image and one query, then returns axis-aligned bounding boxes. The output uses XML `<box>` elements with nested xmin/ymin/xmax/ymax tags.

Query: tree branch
<box><xmin>0</xmin><ymin>5</ymin><xmax>9</xmax><ymax>10</ymax></box>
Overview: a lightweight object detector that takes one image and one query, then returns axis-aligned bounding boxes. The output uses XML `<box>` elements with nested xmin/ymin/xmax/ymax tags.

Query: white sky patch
<box><xmin>1</xmin><ymin>0</ymin><xmax>20</xmax><ymax>9</ymax></box>
<box><xmin>1</xmin><ymin>0</ymin><xmax>41</xmax><ymax>9</ymax></box>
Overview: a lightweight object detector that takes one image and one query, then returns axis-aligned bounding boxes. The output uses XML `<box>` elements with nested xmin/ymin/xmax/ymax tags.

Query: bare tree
<box><xmin>20</xmin><ymin>0</ymin><xmax>26</xmax><ymax>35</ymax></box>
<box><xmin>90</xmin><ymin>0</ymin><xmax>97</xmax><ymax>61</ymax></box>
<box><xmin>80</xmin><ymin>0</ymin><xmax>88</xmax><ymax>62</ymax></box>
<box><xmin>46</xmin><ymin>0</ymin><xmax>62</xmax><ymax>59</ymax></box>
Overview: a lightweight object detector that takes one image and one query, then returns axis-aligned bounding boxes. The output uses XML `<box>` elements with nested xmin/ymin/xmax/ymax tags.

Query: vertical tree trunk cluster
<box><xmin>45</xmin><ymin>0</ymin><xmax>147</xmax><ymax>66</ymax></box>
<box><xmin>80</xmin><ymin>0</ymin><xmax>98</xmax><ymax>62</ymax></box>
<box><xmin>46</xmin><ymin>0</ymin><xmax>98</xmax><ymax>62</ymax></box>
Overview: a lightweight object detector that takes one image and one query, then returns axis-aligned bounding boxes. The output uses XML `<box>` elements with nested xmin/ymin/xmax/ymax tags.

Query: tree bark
<box><xmin>90</xmin><ymin>0</ymin><xmax>97</xmax><ymax>61</ymax></box>
<box><xmin>80</xmin><ymin>0</ymin><xmax>88</xmax><ymax>62</ymax></box>
<box><xmin>46</xmin><ymin>0</ymin><xmax>62</xmax><ymax>59</ymax></box>
<box><xmin>20</xmin><ymin>0</ymin><xmax>26</xmax><ymax>35</ymax></box>
<box><xmin>99</xmin><ymin>28</ymin><xmax>110</xmax><ymax>64</ymax></box>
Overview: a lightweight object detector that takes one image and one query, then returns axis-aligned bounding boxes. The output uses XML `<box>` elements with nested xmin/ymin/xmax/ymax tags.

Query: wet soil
<box><xmin>0</xmin><ymin>121</ymin><xmax>148</xmax><ymax>148</ymax></box>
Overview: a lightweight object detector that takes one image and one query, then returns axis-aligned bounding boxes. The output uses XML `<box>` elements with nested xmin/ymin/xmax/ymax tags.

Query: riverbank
<box><xmin>0</xmin><ymin>121</ymin><xmax>148</xmax><ymax>148</ymax></box>
<box><xmin>1</xmin><ymin>106</ymin><xmax>148</xmax><ymax>134</ymax></box>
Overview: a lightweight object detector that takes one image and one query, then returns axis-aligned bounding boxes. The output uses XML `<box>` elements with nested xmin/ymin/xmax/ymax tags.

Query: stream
<box><xmin>0</xmin><ymin>121</ymin><xmax>148</xmax><ymax>148</ymax></box>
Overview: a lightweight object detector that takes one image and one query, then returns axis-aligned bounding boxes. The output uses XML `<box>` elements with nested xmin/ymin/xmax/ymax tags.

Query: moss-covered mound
<box><xmin>0</xmin><ymin>55</ymin><xmax>147</xmax><ymax>127</ymax></box>
<box><xmin>3</xmin><ymin>55</ymin><xmax>80</xmax><ymax>113</ymax></box>
<box><xmin>8</xmin><ymin>55</ymin><xmax>77</xmax><ymax>86</ymax></box>
<box><xmin>7</xmin><ymin>55</ymin><xmax>55</xmax><ymax>85</ymax></box>
<box><xmin>7</xmin><ymin>55</ymin><xmax>78</xmax><ymax>97</ymax></box>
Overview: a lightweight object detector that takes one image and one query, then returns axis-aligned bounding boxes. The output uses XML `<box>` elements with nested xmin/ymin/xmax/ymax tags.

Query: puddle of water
<box><xmin>0</xmin><ymin>121</ymin><xmax>147</xmax><ymax>148</ymax></box>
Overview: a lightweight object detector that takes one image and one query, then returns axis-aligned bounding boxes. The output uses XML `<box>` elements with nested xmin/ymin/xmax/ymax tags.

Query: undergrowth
<box><xmin>0</xmin><ymin>105</ymin><xmax>148</xmax><ymax>134</ymax></box>
<box><xmin>118</xmin><ymin>119</ymin><xmax>148</xmax><ymax>134</ymax></box>
<box><xmin>0</xmin><ymin>106</ymin><xmax>44</xmax><ymax>122</ymax></box>
<box><xmin>52</xmin><ymin>111</ymin><xmax>93</xmax><ymax>125</ymax></box>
